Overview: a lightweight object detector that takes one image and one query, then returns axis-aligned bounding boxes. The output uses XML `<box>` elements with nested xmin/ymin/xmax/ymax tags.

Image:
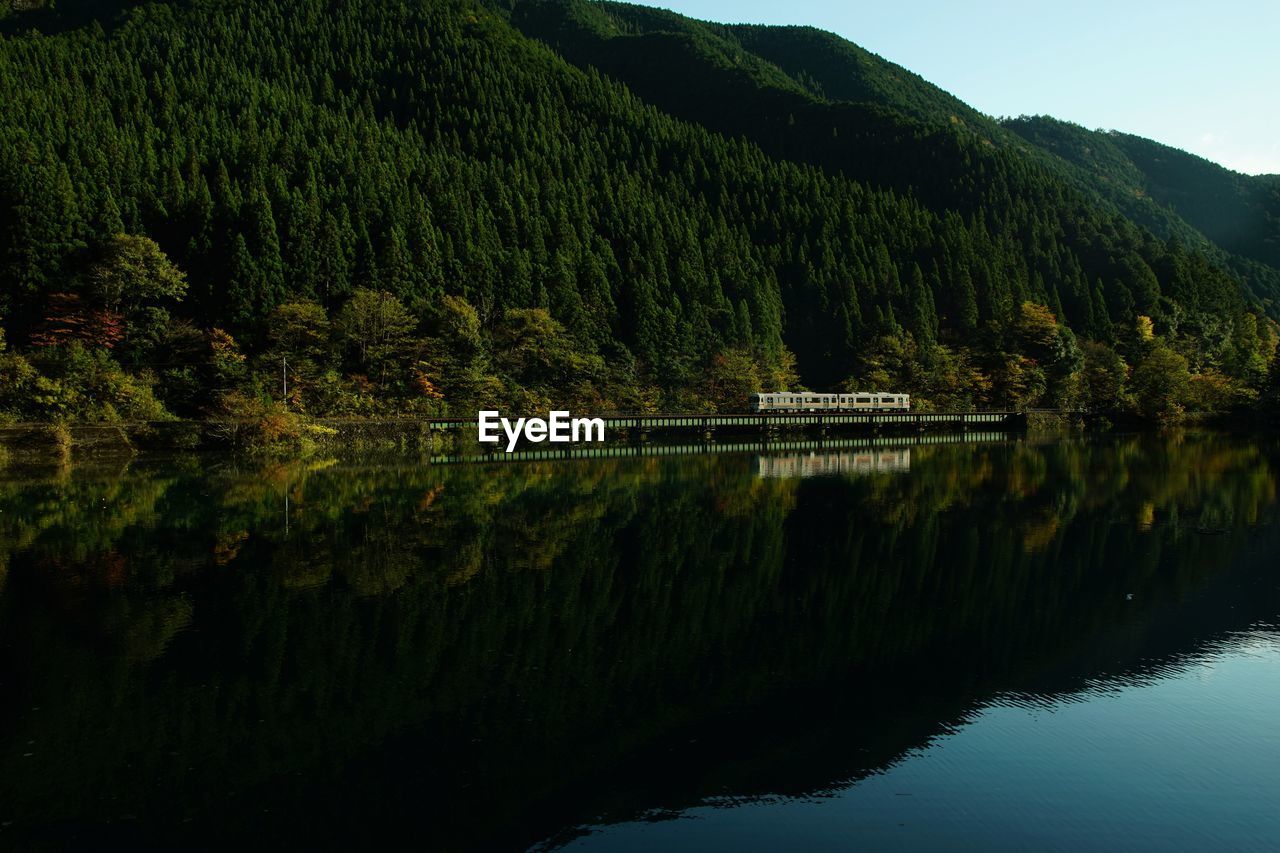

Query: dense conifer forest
<box><xmin>1</xmin><ymin>0</ymin><xmax>1277</xmax><ymax>434</ymax></box>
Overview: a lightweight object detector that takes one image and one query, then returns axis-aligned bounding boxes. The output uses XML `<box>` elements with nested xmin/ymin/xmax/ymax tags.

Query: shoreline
<box><xmin>1</xmin><ymin>411</ymin><xmax>1271</xmax><ymax>466</ymax></box>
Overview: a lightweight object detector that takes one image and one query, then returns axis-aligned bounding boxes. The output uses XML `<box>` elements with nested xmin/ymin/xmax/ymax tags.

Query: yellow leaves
<box><xmin>412</xmin><ymin>361</ymin><xmax>446</xmax><ymax>400</ymax></box>
<box><xmin>1014</xmin><ymin>301</ymin><xmax>1059</xmax><ymax>350</ymax></box>
<box><xmin>1136</xmin><ymin>315</ymin><xmax>1155</xmax><ymax>341</ymax></box>
<box><xmin>209</xmin><ymin>327</ymin><xmax>245</xmax><ymax>363</ymax></box>
<box><xmin>1188</xmin><ymin>370</ymin><xmax>1240</xmax><ymax>411</ymax></box>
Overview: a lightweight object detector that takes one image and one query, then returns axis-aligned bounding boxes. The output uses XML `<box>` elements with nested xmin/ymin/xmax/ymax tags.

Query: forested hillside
<box><xmin>1004</xmin><ymin>116</ymin><xmax>1280</xmax><ymax>273</ymax></box>
<box><xmin>0</xmin><ymin>0</ymin><xmax>1277</xmax><ymax>434</ymax></box>
<box><xmin>519</xmin><ymin>3</ymin><xmax>1280</xmax><ymax>306</ymax></box>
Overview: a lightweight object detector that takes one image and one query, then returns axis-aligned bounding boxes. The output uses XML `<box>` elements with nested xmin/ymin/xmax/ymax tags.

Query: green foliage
<box><xmin>89</xmin><ymin>234</ymin><xmax>188</xmax><ymax>313</ymax></box>
<box><xmin>0</xmin><ymin>346</ymin><xmax>42</xmax><ymax>420</ymax></box>
<box><xmin>1004</xmin><ymin>116</ymin><xmax>1280</xmax><ymax>299</ymax></box>
<box><xmin>210</xmin><ymin>389</ymin><xmax>318</xmax><ymax>453</ymax></box>
<box><xmin>335</xmin><ymin>288</ymin><xmax>417</xmax><ymax>382</ymax></box>
<box><xmin>697</xmin><ymin>348</ymin><xmax>762</xmax><ymax>413</ymax></box>
<box><xmin>23</xmin><ymin>342</ymin><xmax>172</xmax><ymax>423</ymax></box>
<box><xmin>491</xmin><ymin>307</ymin><xmax>608</xmax><ymax>409</ymax></box>
<box><xmin>842</xmin><ymin>335</ymin><xmax>989</xmax><ymax>412</ymax></box>
<box><xmin>208</xmin><ymin>327</ymin><xmax>247</xmax><ymax>390</ymax></box>
<box><xmin>0</xmin><ymin>0</ymin><xmax>1276</xmax><ymax>420</ymax></box>
<box><xmin>0</xmin><ymin>324</ymin><xmax>35</xmax><ymax>421</ymax></box>
<box><xmin>418</xmin><ymin>294</ymin><xmax>502</xmax><ymax>409</ymax></box>
<box><xmin>1131</xmin><ymin>342</ymin><xmax>1192</xmax><ymax>423</ymax></box>
<box><xmin>267</xmin><ymin>301</ymin><xmax>333</xmax><ymax>365</ymax></box>
<box><xmin>1080</xmin><ymin>341</ymin><xmax>1129</xmax><ymax>412</ymax></box>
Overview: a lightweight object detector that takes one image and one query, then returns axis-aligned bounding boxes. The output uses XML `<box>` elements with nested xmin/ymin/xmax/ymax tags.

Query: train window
<box><xmin>856</xmin><ymin>397</ymin><xmax>871</xmax><ymax>403</ymax></box>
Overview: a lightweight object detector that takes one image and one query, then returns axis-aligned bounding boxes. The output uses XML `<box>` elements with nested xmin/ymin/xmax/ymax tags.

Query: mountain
<box><xmin>0</xmin><ymin>0</ymin><xmax>1276</xmax><ymax>427</ymax></box>
<box><xmin>1004</xmin><ymin>116</ymin><xmax>1280</xmax><ymax>271</ymax></box>
<box><xmin>502</xmin><ymin>0</ymin><xmax>1280</xmax><ymax>313</ymax></box>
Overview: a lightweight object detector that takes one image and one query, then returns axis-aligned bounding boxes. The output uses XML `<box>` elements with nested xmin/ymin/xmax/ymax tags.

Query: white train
<box><xmin>748</xmin><ymin>391</ymin><xmax>911</xmax><ymax>413</ymax></box>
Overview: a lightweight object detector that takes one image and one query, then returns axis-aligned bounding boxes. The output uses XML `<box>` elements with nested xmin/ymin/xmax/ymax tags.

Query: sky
<box><xmin>634</xmin><ymin>0</ymin><xmax>1280</xmax><ymax>175</ymax></box>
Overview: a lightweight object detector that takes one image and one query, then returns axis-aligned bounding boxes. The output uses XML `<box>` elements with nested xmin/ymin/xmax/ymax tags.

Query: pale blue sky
<box><xmin>635</xmin><ymin>0</ymin><xmax>1280</xmax><ymax>175</ymax></box>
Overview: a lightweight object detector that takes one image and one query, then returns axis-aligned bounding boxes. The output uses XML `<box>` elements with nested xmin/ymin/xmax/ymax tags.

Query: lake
<box><xmin>1</xmin><ymin>432</ymin><xmax>1278</xmax><ymax>850</ymax></box>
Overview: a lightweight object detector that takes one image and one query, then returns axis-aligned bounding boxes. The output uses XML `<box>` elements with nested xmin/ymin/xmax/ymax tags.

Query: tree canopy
<box><xmin>0</xmin><ymin>0</ymin><xmax>1276</xmax><ymax>422</ymax></box>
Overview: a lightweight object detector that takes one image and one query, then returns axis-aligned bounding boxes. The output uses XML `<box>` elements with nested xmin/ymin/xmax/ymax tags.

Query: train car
<box><xmin>840</xmin><ymin>391</ymin><xmax>911</xmax><ymax>412</ymax></box>
<box><xmin>748</xmin><ymin>392</ymin><xmax>911</xmax><ymax>413</ymax></box>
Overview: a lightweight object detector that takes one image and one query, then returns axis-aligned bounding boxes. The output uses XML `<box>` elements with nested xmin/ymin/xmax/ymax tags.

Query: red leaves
<box><xmin>411</xmin><ymin>362</ymin><xmax>446</xmax><ymax>399</ymax></box>
<box><xmin>29</xmin><ymin>292</ymin><xmax>125</xmax><ymax>350</ymax></box>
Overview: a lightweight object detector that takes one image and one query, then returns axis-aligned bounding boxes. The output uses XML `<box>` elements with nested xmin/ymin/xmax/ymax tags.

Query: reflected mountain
<box><xmin>0</xmin><ymin>433</ymin><xmax>1277</xmax><ymax>850</ymax></box>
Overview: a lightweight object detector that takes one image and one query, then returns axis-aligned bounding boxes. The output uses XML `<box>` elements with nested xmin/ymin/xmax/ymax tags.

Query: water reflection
<box><xmin>431</xmin><ymin>430</ymin><xmax>1010</xmax><ymax>465</ymax></box>
<box><xmin>0</xmin><ymin>433</ymin><xmax>1278</xmax><ymax>850</ymax></box>
<box><xmin>755</xmin><ymin>448</ymin><xmax>911</xmax><ymax>478</ymax></box>
<box><xmin>566</xmin><ymin>625</ymin><xmax>1280</xmax><ymax>852</ymax></box>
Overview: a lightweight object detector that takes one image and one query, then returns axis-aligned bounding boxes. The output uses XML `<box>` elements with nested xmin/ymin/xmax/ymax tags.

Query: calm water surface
<box><xmin>1</xmin><ymin>432</ymin><xmax>1278</xmax><ymax>850</ymax></box>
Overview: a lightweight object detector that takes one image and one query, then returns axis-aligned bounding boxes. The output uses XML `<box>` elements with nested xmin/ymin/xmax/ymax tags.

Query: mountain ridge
<box><xmin>0</xmin><ymin>0</ymin><xmax>1276</xmax><ymax>428</ymax></box>
<box><xmin>500</xmin><ymin>0</ymin><xmax>1279</xmax><ymax>313</ymax></box>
